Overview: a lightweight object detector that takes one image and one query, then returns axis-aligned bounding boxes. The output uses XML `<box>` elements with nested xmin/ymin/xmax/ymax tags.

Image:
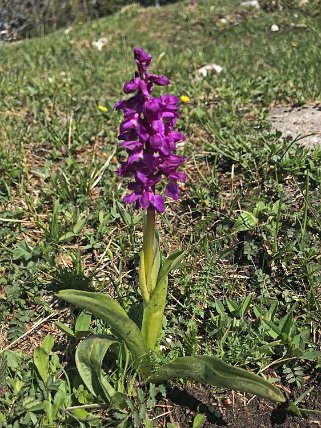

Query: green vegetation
<box><xmin>0</xmin><ymin>0</ymin><xmax>321</xmax><ymax>426</ymax></box>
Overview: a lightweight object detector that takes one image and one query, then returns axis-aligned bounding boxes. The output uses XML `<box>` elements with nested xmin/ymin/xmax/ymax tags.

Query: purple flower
<box><xmin>115</xmin><ymin>47</ymin><xmax>186</xmax><ymax>213</ymax></box>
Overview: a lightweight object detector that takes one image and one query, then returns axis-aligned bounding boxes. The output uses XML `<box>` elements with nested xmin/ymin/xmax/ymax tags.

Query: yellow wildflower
<box><xmin>180</xmin><ymin>95</ymin><xmax>191</xmax><ymax>103</ymax></box>
<box><xmin>98</xmin><ymin>105</ymin><xmax>108</xmax><ymax>113</ymax></box>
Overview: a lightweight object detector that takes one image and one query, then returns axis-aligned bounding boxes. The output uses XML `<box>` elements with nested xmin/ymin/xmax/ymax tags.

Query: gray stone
<box><xmin>269</xmin><ymin>104</ymin><xmax>321</xmax><ymax>148</ymax></box>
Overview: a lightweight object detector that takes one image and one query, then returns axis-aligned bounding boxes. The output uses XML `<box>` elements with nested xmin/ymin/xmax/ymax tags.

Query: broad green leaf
<box><xmin>141</xmin><ymin>250</ymin><xmax>184</xmax><ymax>350</ymax></box>
<box><xmin>56</xmin><ymin>290</ymin><xmax>150</xmax><ymax>372</ymax></box>
<box><xmin>76</xmin><ymin>335</ymin><xmax>118</xmax><ymax>401</ymax></box>
<box><xmin>233</xmin><ymin>211</ymin><xmax>258</xmax><ymax>232</ymax></box>
<box><xmin>12</xmin><ymin>241</ymin><xmax>34</xmax><ymax>261</ymax></box>
<box><xmin>5</xmin><ymin>350</ymin><xmax>22</xmax><ymax>371</ymax></box>
<box><xmin>141</xmin><ymin>276</ymin><xmax>168</xmax><ymax>350</ymax></box>
<box><xmin>75</xmin><ymin>310</ymin><xmax>92</xmax><ymax>333</ymax></box>
<box><xmin>33</xmin><ymin>347</ymin><xmax>49</xmax><ymax>384</ymax></box>
<box><xmin>193</xmin><ymin>413</ymin><xmax>206</xmax><ymax>428</ymax></box>
<box><xmin>151</xmin><ymin>355</ymin><xmax>285</xmax><ymax>403</ymax></box>
<box><xmin>41</xmin><ymin>335</ymin><xmax>54</xmax><ymax>354</ymax></box>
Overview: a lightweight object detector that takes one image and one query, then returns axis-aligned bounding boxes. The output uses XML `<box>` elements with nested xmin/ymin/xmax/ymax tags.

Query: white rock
<box><xmin>219</xmin><ymin>17</ymin><xmax>228</xmax><ymax>24</ymax></box>
<box><xmin>271</xmin><ymin>24</ymin><xmax>280</xmax><ymax>32</ymax></box>
<box><xmin>240</xmin><ymin>0</ymin><xmax>260</xmax><ymax>8</ymax></box>
<box><xmin>91</xmin><ymin>37</ymin><xmax>108</xmax><ymax>51</ymax></box>
<box><xmin>196</xmin><ymin>64</ymin><xmax>223</xmax><ymax>79</ymax></box>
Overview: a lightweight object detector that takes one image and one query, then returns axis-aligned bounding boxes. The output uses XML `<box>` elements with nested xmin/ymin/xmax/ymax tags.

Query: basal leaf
<box><xmin>56</xmin><ymin>290</ymin><xmax>150</xmax><ymax>372</ymax></box>
<box><xmin>151</xmin><ymin>355</ymin><xmax>285</xmax><ymax>402</ymax></box>
<box><xmin>76</xmin><ymin>335</ymin><xmax>118</xmax><ymax>401</ymax></box>
<box><xmin>233</xmin><ymin>211</ymin><xmax>258</xmax><ymax>232</ymax></box>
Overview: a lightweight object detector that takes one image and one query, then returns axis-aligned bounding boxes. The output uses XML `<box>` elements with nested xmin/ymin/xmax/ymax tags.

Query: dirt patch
<box><xmin>165</xmin><ymin>378</ymin><xmax>321</xmax><ymax>427</ymax></box>
<box><xmin>269</xmin><ymin>104</ymin><xmax>321</xmax><ymax>148</ymax></box>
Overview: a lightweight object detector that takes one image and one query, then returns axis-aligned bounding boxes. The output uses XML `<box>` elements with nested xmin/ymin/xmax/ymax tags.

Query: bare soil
<box><xmin>164</xmin><ymin>377</ymin><xmax>321</xmax><ymax>427</ymax></box>
<box><xmin>269</xmin><ymin>104</ymin><xmax>321</xmax><ymax>148</ymax></box>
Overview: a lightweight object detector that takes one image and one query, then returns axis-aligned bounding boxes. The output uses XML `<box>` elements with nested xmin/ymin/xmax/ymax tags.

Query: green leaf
<box><xmin>151</xmin><ymin>355</ymin><xmax>285</xmax><ymax>403</ymax></box>
<box><xmin>55</xmin><ymin>322</ymin><xmax>75</xmax><ymax>338</ymax></box>
<box><xmin>266</xmin><ymin>301</ymin><xmax>278</xmax><ymax>321</ymax></box>
<box><xmin>193</xmin><ymin>413</ymin><xmax>206</xmax><ymax>428</ymax></box>
<box><xmin>44</xmin><ymin>400</ymin><xmax>53</xmax><ymax>425</ymax></box>
<box><xmin>110</xmin><ymin>392</ymin><xmax>128</xmax><ymax>410</ymax></box>
<box><xmin>141</xmin><ymin>250</ymin><xmax>184</xmax><ymax>350</ymax></box>
<box><xmin>280</xmin><ymin>311</ymin><xmax>293</xmax><ymax>338</ymax></box>
<box><xmin>23</xmin><ymin>398</ymin><xmax>44</xmax><ymax>412</ymax></box>
<box><xmin>52</xmin><ymin>385</ymin><xmax>67</xmax><ymax>419</ymax></box>
<box><xmin>288</xmin><ymin>402</ymin><xmax>302</xmax><ymax>417</ymax></box>
<box><xmin>59</xmin><ymin>231</ymin><xmax>75</xmax><ymax>243</ymax></box>
<box><xmin>76</xmin><ymin>335</ymin><xmax>118</xmax><ymax>401</ymax></box>
<box><xmin>56</xmin><ymin>290</ymin><xmax>150</xmax><ymax>372</ymax></box>
<box><xmin>5</xmin><ymin>350</ymin><xmax>22</xmax><ymax>371</ymax></box>
<box><xmin>233</xmin><ymin>211</ymin><xmax>258</xmax><ymax>232</ymax></box>
<box><xmin>75</xmin><ymin>311</ymin><xmax>92</xmax><ymax>333</ymax></box>
<box><xmin>144</xmin><ymin>418</ymin><xmax>154</xmax><ymax>428</ymax></box>
<box><xmin>33</xmin><ymin>347</ymin><xmax>49</xmax><ymax>384</ymax></box>
<box><xmin>139</xmin><ymin>250</ymin><xmax>149</xmax><ymax>303</ymax></box>
<box><xmin>215</xmin><ymin>300</ymin><xmax>225</xmax><ymax>315</ymax></box>
<box><xmin>73</xmin><ymin>215</ymin><xmax>87</xmax><ymax>234</ymax></box>
<box><xmin>12</xmin><ymin>241</ymin><xmax>34</xmax><ymax>261</ymax></box>
<box><xmin>157</xmin><ymin>250</ymin><xmax>184</xmax><ymax>286</ymax></box>
<box><xmin>41</xmin><ymin>335</ymin><xmax>54</xmax><ymax>354</ymax></box>
<box><xmin>241</xmin><ymin>294</ymin><xmax>252</xmax><ymax>318</ymax></box>
<box><xmin>141</xmin><ymin>275</ymin><xmax>168</xmax><ymax>350</ymax></box>
<box><xmin>226</xmin><ymin>298</ymin><xmax>239</xmax><ymax>316</ymax></box>
<box><xmin>261</xmin><ymin>318</ymin><xmax>281</xmax><ymax>339</ymax></box>
<box><xmin>301</xmin><ymin>350</ymin><xmax>321</xmax><ymax>360</ymax></box>
<box><xmin>147</xmin><ymin>236</ymin><xmax>161</xmax><ymax>294</ymax></box>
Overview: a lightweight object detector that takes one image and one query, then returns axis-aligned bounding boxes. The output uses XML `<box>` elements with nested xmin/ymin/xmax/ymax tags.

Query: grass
<box><xmin>1</xmin><ymin>0</ymin><xmax>321</xmax><ymax>426</ymax></box>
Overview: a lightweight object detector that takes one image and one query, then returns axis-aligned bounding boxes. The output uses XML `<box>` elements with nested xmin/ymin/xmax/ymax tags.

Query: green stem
<box><xmin>143</xmin><ymin>208</ymin><xmax>155</xmax><ymax>284</ymax></box>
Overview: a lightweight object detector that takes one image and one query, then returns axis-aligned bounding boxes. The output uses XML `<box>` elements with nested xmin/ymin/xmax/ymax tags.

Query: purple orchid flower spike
<box><xmin>115</xmin><ymin>47</ymin><xmax>186</xmax><ymax>213</ymax></box>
